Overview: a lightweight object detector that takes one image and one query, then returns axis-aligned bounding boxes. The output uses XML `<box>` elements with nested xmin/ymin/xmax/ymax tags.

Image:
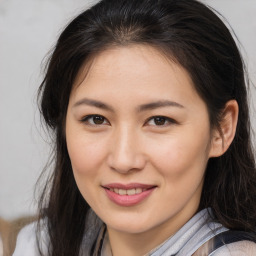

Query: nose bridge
<box><xmin>108</xmin><ymin>124</ymin><xmax>145</xmax><ymax>173</ymax></box>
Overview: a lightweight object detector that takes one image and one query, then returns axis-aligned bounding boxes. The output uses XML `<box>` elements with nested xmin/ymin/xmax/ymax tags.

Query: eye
<box><xmin>146</xmin><ymin>116</ymin><xmax>176</xmax><ymax>126</ymax></box>
<box><xmin>80</xmin><ymin>115</ymin><xmax>109</xmax><ymax>126</ymax></box>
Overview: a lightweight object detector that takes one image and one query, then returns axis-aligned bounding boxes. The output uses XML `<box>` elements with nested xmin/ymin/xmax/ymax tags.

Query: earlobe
<box><xmin>209</xmin><ymin>100</ymin><xmax>239</xmax><ymax>158</ymax></box>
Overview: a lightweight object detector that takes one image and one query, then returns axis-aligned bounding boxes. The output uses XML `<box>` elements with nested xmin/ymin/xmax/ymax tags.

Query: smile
<box><xmin>108</xmin><ymin>188</ymin><xmax>146</xmax><ymax>195</ymax></box>
<box><xmin>102</xmin><ymin>183</ymin><xmax>156</xmax><ymax>206</ymax></box>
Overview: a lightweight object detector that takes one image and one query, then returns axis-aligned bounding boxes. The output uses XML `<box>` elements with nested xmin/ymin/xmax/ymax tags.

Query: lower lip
<box><xmin>104</xmin><ymin>187</ymin><xmax>155</xmax><ymax>207</ymax></box>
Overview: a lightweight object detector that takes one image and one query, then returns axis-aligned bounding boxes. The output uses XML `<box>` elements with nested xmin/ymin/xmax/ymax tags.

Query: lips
<box><xmin>102</xmin><ymin>183</ymin><xmax>156</xmax><ymax>206</ymax></box>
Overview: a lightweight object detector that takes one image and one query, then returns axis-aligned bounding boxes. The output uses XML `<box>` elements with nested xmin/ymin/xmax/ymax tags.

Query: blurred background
<box><xmin>0</xmin><ymin>0</ymin><xmax>256</xmax><ymax>221</ymax></box>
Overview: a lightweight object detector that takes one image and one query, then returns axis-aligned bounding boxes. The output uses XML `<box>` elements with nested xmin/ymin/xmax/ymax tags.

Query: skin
<box><xmin>65</xmin><ymin>45</ymin><xmax>238</xmax><ymax>256</ymax></box>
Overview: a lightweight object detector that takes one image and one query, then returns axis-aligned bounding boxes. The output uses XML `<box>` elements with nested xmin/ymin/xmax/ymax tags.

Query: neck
<box><xmin>108</xmin><ymin>227</ymin><xmax>167</xmax><ymax>256</ymax></box>
<box><xmin>107</xmin><ymin>207</ymin><xmax>198</xmax><ymax>256</ymax></box>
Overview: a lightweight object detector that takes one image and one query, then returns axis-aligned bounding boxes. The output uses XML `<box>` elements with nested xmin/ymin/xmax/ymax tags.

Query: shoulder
<box><xmin>12</xmin><ymin>221</ymin><xmax>48</xmax><ymax>256</ymax></box>
<box><xmin>12</xmin><ymin>222</ymin><xmax>38</xmax><ymax>256</ymax></box>
<box><xmin>212</xmin><ymin>241</ymin><xmax>256</xmax><ymax>256</ymax></box>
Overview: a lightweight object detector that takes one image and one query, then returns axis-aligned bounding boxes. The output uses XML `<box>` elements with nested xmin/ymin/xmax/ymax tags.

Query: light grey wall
<box><xmin>0</xmin><ymin>0</ymin><xmax>255</xmax><ymax>220</ymax></box>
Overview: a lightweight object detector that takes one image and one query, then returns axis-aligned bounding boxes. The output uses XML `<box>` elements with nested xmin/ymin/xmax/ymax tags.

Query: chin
<box><xmin>105</xmin><ymin>216</ymin><xmax>158</xmax><ymax>234</ymax></box>
<box><xmin>109</xmin><ymin>224</ymin><xmax>150</xmax><ymax>234</ymax></box>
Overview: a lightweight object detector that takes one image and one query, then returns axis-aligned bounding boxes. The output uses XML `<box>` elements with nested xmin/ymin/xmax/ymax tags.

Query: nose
<box><xmin>107</xmin><ymin>127</ymin><xmax>146</xmax><ymax>174</ymax></box>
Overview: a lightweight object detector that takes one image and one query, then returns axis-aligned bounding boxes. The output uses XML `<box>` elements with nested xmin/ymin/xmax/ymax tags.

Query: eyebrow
<box><xmin>73</xmin><ymin>98</ymin><xmax>184</xmax><ymax>112</ymax></box>
<box><xmin>73</xmin><ymin>98</ymin><xmax>114</xmax><ymax>112</ymax></box>
<box><xmin>138</xmin><ymin>100</ymin><xmax>184</xmax><ymax>112</ymax></box>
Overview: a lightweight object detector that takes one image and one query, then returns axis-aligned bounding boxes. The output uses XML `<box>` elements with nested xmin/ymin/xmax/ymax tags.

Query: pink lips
<box><xmin>102</xmin><ymin>183</ymin><xmax>156</xmax><ymax>207</ymax></box>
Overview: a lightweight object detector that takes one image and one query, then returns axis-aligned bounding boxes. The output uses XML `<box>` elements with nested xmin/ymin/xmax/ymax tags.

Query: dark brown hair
<box><xmin>37</xmin><ymin>0</ymin><xmax>256</xmax><ymax>255</ymax></box>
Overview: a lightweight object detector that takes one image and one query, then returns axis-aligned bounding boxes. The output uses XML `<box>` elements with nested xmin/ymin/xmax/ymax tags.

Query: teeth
<box><xmin>127</xmin><ymin>189</ymin><xmax>136</xmax><ymax>195</ymax></box>
<box><xmin>119</xmin><ymin>189</ymin><xmax>126</xmax><ymax>195</ymax></box>
<box><xmin>136</xmin><ymin>188</ymin><xmax>142</xmax><ymax>194</ymax></box>
<box><xmin>109</xmin><ymin>187</ymin><xmax>146</xmax><ymax>195</ymax></box>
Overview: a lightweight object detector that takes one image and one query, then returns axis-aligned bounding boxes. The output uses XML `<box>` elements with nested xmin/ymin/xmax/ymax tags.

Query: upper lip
<box><xmin>102</xmin><ymin>183</ymin><xmax>156</xmax><ymax>190</ymax></box>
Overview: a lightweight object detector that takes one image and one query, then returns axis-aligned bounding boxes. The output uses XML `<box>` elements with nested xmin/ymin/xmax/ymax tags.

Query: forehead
<box><xmin>77</xmin><ymin>46</ymin><xmax>182</xmax><ymax>79</ymax></box>
<box><xmin>70</xmin><ymin>45</ymin><xmax>202</xmax><ymax>107</ymax></box>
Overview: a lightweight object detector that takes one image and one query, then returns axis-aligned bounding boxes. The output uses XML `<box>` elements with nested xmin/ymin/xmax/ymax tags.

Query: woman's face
<box><xmin>66</xmin><ymin>45</ymin><xmax>216</xmax><ymax>239</ymax></box>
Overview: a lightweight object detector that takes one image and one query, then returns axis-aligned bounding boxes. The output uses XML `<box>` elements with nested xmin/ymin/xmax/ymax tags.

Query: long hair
<box><xmin>37</xmin><ymin>0</ymin><xmax>256</xmax><ymax>255</ymax></box>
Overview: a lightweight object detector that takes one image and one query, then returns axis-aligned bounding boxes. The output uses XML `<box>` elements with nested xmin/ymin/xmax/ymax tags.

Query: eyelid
<box><xmin>80</xmin><ymin>114</ymin><xmax>110</xmax><ymax>126</ymax></box>
<box><xmin>145</xmin><ymin>115</ymin><xmax>177</xmax><ymax>126</ymax></box>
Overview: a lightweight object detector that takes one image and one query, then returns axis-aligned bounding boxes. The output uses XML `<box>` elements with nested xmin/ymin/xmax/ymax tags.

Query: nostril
<box><xmin>107</xmin><ymin>150</ymin><xmax>147</xmax><ymax>174</ymax></box>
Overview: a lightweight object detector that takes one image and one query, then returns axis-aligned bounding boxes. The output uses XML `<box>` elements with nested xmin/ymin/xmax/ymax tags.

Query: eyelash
<box><xmin>80</xmin><ymin>115</ymin><xmax>109</xmax><ymax>126</ymax></box>
<box><xmin>80</xmin><ymin>115</ymin><xmax>177</xmax><ymax>127</ymax></box>
<box><xmin>145</xmin><ymin>116</ymin><xmax>177</xmax><ymax>126</ymax></box>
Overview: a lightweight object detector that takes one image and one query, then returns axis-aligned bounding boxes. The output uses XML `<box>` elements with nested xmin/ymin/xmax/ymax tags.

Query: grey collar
<box><xmin>95</xmin><ymin>209</ymin><xmax>228</xmax><ymax>256</ymax></box>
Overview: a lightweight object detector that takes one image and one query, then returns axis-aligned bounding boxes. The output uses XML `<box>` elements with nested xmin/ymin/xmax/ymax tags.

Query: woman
<box><xmin>13</xmin><ymin>0</ymin><xmax>256</xmax><ymax>255</ymax></box>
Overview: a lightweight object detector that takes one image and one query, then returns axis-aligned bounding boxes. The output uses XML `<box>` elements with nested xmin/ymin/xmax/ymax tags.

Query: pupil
<box><xmin>93</xmin><ymin>116</ymin><xmax>104</xmax><ymax>124</ymax></box>
<box><xmin>155</xmin><ymin>117</ymin><xmax>165</xmax><ymax>125</ymax></box>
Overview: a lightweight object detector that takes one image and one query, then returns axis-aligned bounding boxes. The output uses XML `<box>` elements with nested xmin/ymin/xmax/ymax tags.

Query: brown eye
<box><xmin>93</xmin><ymin>116</ymin><xmax>105</xmax><ymax>124</ymax></box>
<box><xmin>146</xmin><ymin>116</ymin><xmax>176</xmax><ymax>127</ymax></box>
<box><xmin>153</xmin><ymin>116</ymin><xmax>166</xmax><ymax>125</ymax></box>
<box><xmin>81</xmin><ymin>115</ymin><xmax>109</xmax><ymax>126</ymax></box>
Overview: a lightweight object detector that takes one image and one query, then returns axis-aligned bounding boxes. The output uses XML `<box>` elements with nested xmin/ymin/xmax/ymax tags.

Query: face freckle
<box><xmin>65</xmin><ymin>44</ymin><xmax>214</xmax><ymax>246</ymax></box>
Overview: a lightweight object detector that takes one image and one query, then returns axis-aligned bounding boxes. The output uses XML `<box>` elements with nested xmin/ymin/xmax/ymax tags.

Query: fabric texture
<box><xmin>96</xmin><ymin>208</ymin><xmax>228</xmax><ymax>256</ymax></box>
<box><xmin>12</xmin><ymin>208</ymin><xmax>256</xmax><ymax>256</ymax></box>
<box><xmin>12</xmin><ymin>220</ymin><xmax>48</xmax><ymax>256</ymax></box>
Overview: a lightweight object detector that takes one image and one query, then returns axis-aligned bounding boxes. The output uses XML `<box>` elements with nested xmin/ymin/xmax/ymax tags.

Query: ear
<box><xmin>209</xmin><ymin>100</ymin><xmax>239</xmax><ymax>158</ymax></box>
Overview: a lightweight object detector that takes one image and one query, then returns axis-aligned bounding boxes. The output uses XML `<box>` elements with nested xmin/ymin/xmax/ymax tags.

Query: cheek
<box><xmin>147</xmin><ymin>133</ymin><xmax>210</xmax><ymax>209</ymax></box>
<box><xmin>66</xmin><ymin>131</ymin><xmax>107</xmax><ymax>174</ymax></box>
<box><xmin>66</xmin><ymin>134</ymin><xmax>106</xmax><ymax>205</ymax></box>
<box><xmin>147</xmin><ymin>130</ymin><xmax>211</xmax><ymax>178</ymax></box>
